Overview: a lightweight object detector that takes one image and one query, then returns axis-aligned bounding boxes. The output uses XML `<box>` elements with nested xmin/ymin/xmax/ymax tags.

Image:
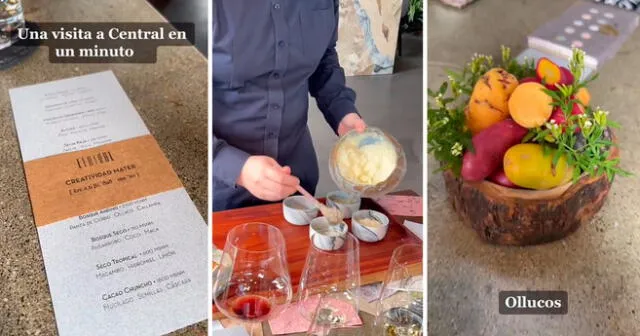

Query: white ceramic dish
<box><xmin>309</xmin><ymin>217</ymin><xmax>348</xmax><ymax>251</ymax></box>
<box><xmin>326</xmin><ymin>191</ymin><xmax>361</xmax><ymax>219</ymax></box>
<box><xmin>351</xmin><ymin>210</ymin><xmax>390</xmax><ymax>242</ymax></box>
<box><xmin>283</xmin><ymin>195</ymin><xmax>319</xmax><ymax>225</ymax></box>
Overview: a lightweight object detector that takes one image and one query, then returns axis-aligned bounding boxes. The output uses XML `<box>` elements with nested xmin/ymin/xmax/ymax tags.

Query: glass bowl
<box><xmin>329</xmin><ymin>127</ymin><xmax>406</xmax><ymax>198</ymax></box>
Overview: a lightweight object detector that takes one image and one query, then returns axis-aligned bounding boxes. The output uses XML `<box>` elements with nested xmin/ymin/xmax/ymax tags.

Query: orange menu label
<box><xmin>24</xmin><ymin>135</ymin><xmax>183</xmax><ymax>226</ymax></box>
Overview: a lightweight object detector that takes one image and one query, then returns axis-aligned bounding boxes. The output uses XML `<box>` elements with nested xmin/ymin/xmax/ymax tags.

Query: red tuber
<box><xmin>461</xmin><ymin>119</ymin><xmax>528</xmax><ymax>181</ymax></box>
<box><xmin>489</xmin><ymin>168</ymin><xmax>520</xmax><ymax>188</ymax></box>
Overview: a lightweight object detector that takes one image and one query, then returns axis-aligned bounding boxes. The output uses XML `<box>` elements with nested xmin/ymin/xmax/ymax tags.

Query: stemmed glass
<box><xmin>213</xmin><ymin>223</ymin><xmax>293</xmax><ymax>336</ymax></box>
<box><xmin>375</xmin><ymin>244</ymin><xmax>423</xmax><ymax>336</ymax></box>
<box><xmin>0</xmin><ymin>0</ymin><xmax>25</xmax><ymax>50</ymax></box>
<box><xmin>297</xmin><ymin>233</ymin><xmax>361</xmax><ymax>336</ymax></box>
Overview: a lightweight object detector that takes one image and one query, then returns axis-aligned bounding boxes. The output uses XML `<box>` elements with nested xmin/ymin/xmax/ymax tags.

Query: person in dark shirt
<box><xmin>213</xmin><ymin>0</ymin><xmax>366</xmax><ymax>210</ymax></box>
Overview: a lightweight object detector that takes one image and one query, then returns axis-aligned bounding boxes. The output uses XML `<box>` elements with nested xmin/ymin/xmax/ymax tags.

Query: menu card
<box><xmin>9</xmin><ymin>71</ymin><xmax>208</xmax><ymax>336</ymax></box>
<box><xmin>527</xmin><ymin>1</ymin><xmax>639</xmax><ymax>69</ymax></box>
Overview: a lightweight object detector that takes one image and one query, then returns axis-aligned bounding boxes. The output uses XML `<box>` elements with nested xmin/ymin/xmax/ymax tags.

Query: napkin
<box><xmin>358</xmin><ymin>282</ymin><xmax>383</xmax><ymax>303</ymax></box>
<box><xmin>376</xmin><ymin>195</ymin><xmax>423</xmax><ymax>217</ymax></box>
<box><xmin>268</xmin><ymin>298</ymin><xmax>362</xmax><ymax>335</ymax></box>
<box><xmin>211</xmin><ymin>322</ymin><xmax>249</xmax><ymax>336</ymax></box>
<box><xmin>403</xmin><ymin>220</ymin><xmax>423</xmax><ymax>241</ymax></box>
<box><xmin>211</xmin><ymin>320</ymin><xmax>225</xmax><ymax>330</ymax></box>
<box><xmin>439</xmin><ymin>0</ymin><xmax>479</xmax><ymax>9</ymax></box>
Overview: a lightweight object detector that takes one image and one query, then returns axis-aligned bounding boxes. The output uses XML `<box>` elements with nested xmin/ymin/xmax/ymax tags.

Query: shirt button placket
<box><xmin>265</xmin><ymin>1</ymin><xmax>288</xmax><ymax>159</ymax></box>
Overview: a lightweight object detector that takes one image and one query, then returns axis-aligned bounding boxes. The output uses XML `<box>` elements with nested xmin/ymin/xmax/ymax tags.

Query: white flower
<box><xmin>435</xmin><ymin>93</ymin><xmax>445</xmax><ymax>108</ymax></box>
<box><xmin>451</xmin><ymin>142</ymin><xmax>463</xmax><ymax>156</ymax></box>
<box><xmin>584</xmin><ymin>120</ymin><xmax>593</xmax><ymax>128</ymax></box>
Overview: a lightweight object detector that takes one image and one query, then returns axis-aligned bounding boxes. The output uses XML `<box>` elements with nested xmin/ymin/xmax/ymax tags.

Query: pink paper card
<box><xmin>376</xmin><ymin>195</ymin><xmax>423</xmax><ymax>217</ymax></box>
<box><xmin>357</xmin><ymin>282</ymin><xmax>383</xmax><ymax>303</ymax></box>
<box><xmin>439</xmin><ymin>0</ymin><xmax>478</xmax><ymax>9</ymax></box>
<box><xmin>268</xmin><ymin>298</ymin><xmax>362</xmax><ymax>335</ymax></box>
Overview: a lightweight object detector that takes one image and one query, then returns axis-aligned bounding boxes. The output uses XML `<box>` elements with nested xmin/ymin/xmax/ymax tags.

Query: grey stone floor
<box><xmin>428</xmin><ymin>1</ymin><xmax>640</xmax><ymax>335</ymax></box>
<box><xmin>309</xmin><ymin>34</ymin><xmax>424</xmax><ymax>197</ymax></box>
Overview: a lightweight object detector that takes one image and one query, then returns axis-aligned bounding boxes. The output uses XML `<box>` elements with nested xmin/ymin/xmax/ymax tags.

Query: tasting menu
<box><xmin>9</xmin><ymin>71</ymin><xmax>208</xmax><ymax>336</ymax></box>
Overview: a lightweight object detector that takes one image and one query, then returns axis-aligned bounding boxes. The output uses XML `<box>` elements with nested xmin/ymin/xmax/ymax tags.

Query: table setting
<box><xmin>212</xmin><ymin>128</ymin><xmax>424</xmax><ymax>335</ymax></box>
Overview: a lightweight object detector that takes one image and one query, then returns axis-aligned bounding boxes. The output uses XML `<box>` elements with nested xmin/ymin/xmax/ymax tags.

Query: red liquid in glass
<box><xmin>231</xmin><ymin>295</ymin><xmax>272</xmax><ymax>320</ymax></box>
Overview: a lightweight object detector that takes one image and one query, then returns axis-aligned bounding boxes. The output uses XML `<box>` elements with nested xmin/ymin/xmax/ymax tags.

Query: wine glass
<box><xmin>297</xmin><ymin>233</ymin><xmax>361</xmax><ymax>336</ymax></box>
<box><xmin>213</xmin><ymin>223</ymin><xmax>292</xmax><ymax>335</ymax></box>
<box><xmin>0</xmin><ymin>0</ymin><xmax>24</xmax><ymax>50</ymax></box>
<box><xmin>375</xmin><ymin>244</ymin><xmax>423</xmax><ymax>336</ymax></box>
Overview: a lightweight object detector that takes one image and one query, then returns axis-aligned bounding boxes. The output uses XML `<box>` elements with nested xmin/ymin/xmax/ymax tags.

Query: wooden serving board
<box><xmin>213</xmin><ymin>198</ymin><xmax>422</xmax><ymax>287</ymax></box>
<box><xmin>212</xmin><ymin>192</ymin><xmax>423</xmax><ymax>318</ymax></box>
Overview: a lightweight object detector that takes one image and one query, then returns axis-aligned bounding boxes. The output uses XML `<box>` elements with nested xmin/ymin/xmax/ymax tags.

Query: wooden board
<box><xmin>212</xmin><ymin>191</ymin><xmax>423</xmax><ymax>318</ymax></box>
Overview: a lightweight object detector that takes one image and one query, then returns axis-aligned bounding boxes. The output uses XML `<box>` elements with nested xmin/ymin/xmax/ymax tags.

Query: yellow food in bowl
<box><xmin>335</xmin><ymin>134</ymin><xmax>397</xmax><ymax>186</ymax></box>
<box><xmin>358</xmin><ymin>217</ymin><xmax>382</xmax><ymax>228</ymax></box>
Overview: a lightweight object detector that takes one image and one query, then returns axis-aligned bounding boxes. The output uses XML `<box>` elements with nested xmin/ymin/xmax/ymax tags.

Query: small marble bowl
<box><xmin>326</xmin><ymin>191</ymin><xmax>361</xmax><ymax>219</ymax></box>
<box><xmin>309</xmin><ymin>217</ymin><xmax>348</xmax><ymax>251</ymax></box>
<box><xmin>351</xmin><ymin>210</ymin><xmax>390</xmax><ymax>242</ymax></box>
<box><xmin>283</xmin><ymin>196</ymin><xmax>319</xmax><ymax>225</ymax></box>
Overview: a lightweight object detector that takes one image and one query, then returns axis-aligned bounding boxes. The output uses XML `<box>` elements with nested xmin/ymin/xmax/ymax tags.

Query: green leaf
<box><xmin>522</xmin><ymin>130</ymin><xmax>536</xmax><ymax>143</ymax></box>
<box><xmin>579</xmin><ymin>72</ymin><xmax>599</xmax><ymax>87</ymax></box>
<box><xmin>552</xmin><ymin>149</ymin><xmax>562</xmax><ymax>167</ymax></box>
<box><xmin>438</xmin><ymin>82</ymin><xmax>448</xmax><ymax>95</ymax></box>
<box><xmin>446</xmin><ymin>70</ymin><xmax>462</xmax><ymax>81</ymax></box>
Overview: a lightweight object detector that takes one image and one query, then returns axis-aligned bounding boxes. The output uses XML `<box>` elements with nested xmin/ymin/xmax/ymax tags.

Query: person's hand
<box><xmin>237</xmin><ymin>156</ymin><xmax>300</xmax><ymax>201</ymax></box>
<box><xmin>337</xmin><ymin>113</ymin><xmax>367</xmax><ymax>136</ymax></box>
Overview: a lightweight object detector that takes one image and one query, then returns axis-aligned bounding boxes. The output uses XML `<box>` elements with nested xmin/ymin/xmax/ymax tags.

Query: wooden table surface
<box><xmin>212</xmin><ymin>190</ymin><xmax>423</xmax><ymax>335</ymax></box>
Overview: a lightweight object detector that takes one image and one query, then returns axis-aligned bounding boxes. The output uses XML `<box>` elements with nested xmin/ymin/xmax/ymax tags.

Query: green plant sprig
<box><xmin>407</xmin><ymin>0</ymin><xmax>423</xmax><ymax>23</ymax></box>
<box><xmin>526</xmin><ymin>48</ymin><xmax>631</xmax><ymax>182</ymax></box>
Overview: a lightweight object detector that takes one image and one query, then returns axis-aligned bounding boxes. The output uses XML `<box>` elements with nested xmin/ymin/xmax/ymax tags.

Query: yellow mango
<box><xmin>508</xmin><ymin>82</ymin><xmax>553</xmax><ymax>129</ymax></box>
<box><xmin>466</xmin><ymin>68</ymin><xmax>518</xmax><ymax>134</ymax></box>
<box><xmin>466</xmin><ymin>99</ymin><xmax>507</xmax><ymax>135</ymax></box>
<box><xmin>503</xmin><ymin>144</ymin><xmax>574</xmax><ymax>190</ymax></box>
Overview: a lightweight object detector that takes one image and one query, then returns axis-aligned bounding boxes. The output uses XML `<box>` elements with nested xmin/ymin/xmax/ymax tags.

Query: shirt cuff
<box><xmin>326</xmin><ymin>98</ymin><xmax>358</xmax><ymax>134</ymax></box>
<box><xmin>213</xmin><ymin>144</ymin><xmax>250</xmax><ymax>188</ymax></box>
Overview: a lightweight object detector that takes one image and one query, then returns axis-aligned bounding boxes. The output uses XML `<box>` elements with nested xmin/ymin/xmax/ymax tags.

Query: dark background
<box><xmin>149</xmin><ymin>0</ymin><xmax>208</xmax><ymax>56</ymax></box>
